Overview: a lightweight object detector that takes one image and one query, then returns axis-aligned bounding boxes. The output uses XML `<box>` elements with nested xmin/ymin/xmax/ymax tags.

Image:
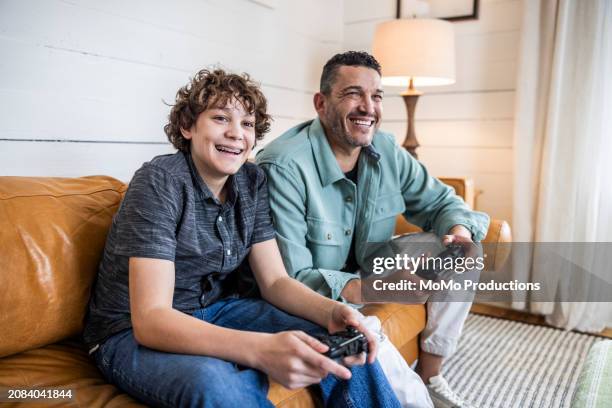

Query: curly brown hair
<box><xmin>164</xmin><ymin>69</ymin><xmax>272</xmax><ymax>152</ymax></box>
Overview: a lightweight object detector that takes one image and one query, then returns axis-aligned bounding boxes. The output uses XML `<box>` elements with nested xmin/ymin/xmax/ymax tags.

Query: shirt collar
<box><xmin>184</xmin><ymin>151</ymin><xmax>238</xmax><ymax>206</ymax></box>
<box><xmin>308</xmin><ymin>118</ymin><xmax>381</xmax><ymax>187</ymax></box>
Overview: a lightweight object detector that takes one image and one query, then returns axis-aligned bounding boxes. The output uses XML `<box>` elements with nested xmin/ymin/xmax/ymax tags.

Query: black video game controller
<box><xmin>316</xmin><ymin>327</ymin><xmax>369</xmax><ymax>360</ymax></box>
<box><xmin>414</xmin><ymin>244</ymin><xmax>465</xmax><ymax>281</ymax></box>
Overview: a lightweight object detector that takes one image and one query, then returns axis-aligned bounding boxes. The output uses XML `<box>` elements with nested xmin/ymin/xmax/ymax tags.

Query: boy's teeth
<box><xmin>216</xmin><ymin>146</ymin><xmax>241</xmax><ymax>154</ymax></box>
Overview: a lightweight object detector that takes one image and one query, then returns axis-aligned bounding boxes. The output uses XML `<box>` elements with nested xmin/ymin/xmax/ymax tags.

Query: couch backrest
<box><xmin>0</xmin><ymin>176</ymin><xmax>126</xmax><ymax>358</ymax></box>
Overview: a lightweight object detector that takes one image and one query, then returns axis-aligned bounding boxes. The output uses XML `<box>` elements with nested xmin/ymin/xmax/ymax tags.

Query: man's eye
<box><xmin>373</xmin><ymin>94</ymin><xmax>384</xmax><ymax>101</ymax></box>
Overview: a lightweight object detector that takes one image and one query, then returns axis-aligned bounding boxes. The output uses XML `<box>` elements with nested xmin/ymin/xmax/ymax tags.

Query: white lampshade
<box><xmin>372</xmin><ymin>19</ymin><xmax>456</xmax><ymax>88</ymax></box>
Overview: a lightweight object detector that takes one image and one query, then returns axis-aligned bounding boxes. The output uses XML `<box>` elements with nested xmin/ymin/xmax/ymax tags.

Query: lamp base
<box><xmin>401</xmin><ymin>92</ymin><xmax>421</xmax><ymax>159</ymax></box>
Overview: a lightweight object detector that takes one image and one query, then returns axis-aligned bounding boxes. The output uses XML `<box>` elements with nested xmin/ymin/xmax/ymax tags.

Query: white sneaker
<box><xmin>426</xmin><ymin>375</ymin><xmax>476</xmax><ymax>408</ymax></box>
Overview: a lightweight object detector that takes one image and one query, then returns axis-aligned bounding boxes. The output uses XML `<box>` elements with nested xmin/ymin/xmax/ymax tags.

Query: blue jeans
<box><xmin>93</xmin><ymin>298</ymin><xmax>401</xmax><ymax>408</ymax></box>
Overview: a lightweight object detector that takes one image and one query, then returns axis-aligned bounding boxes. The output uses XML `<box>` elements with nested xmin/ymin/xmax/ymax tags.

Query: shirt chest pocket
<box><xmin>368</xmin><ymin>192</ymin><xmax>406</xmax><ymax>242</ymax></box>
<box><xmin>306</xmin><ymin>218</ymin><xmax>345</xmax><ymax>269</ymax></box>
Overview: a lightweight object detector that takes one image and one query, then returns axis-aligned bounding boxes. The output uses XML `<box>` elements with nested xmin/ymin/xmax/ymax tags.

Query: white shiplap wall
<box><xmin>0</xmin><ymin>0</ymin><xmax>342</xmax><ymax>181</ymax></box>
<box><xmin>343</xmin><ymin>0</ymin><xmax>521</xmax><ymax>224</ymax></box>
<box><xmin>1</xmin><ymin>0</ymin><xmax>518</xmax><ymax>224</ymax></box>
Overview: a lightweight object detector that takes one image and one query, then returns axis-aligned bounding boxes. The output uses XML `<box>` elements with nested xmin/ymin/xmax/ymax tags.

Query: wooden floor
<box><xmin>471</xmin><ymin>303</ymin><xmax>612</xmax><ymax>339</ymax></box>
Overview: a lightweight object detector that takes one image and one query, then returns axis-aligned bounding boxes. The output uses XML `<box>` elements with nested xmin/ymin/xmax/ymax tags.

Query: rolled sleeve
<box><xmin>318</xmin><ymin>269</ymin><xmax>360</xmax><ymax>301</ymax></box>
<box><xmin>438</xmin><ymin>217</ymin><xmax>490</xmax><ymax>243</ymax></box>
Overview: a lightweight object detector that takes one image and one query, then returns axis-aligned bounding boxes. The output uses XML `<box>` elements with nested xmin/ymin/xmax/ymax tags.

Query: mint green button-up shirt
<box><xmin>256</xmin><ymin>118</ymin><xmax>490</xmax><ymax>301</ymax></box>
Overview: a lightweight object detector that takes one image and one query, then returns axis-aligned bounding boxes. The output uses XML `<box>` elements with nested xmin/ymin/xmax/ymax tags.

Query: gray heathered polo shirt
<box><xmin>83</xmin><ymin>152</ymin><xmax>275</xmax><ymax>349</ymax></box>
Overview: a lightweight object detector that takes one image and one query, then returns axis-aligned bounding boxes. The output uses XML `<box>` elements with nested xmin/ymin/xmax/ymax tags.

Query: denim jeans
<box><xmin>93</xmin><ymin>297</ymin><xmax>401</xmax><ymax>408</ymax></box>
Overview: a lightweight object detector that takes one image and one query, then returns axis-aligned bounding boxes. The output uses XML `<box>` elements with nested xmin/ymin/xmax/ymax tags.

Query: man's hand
<box><xmin>443</xmin><ymin>224</ymin><xmax>479</xmax><ymax>258</ymax></box>
<box><xmin>340</xmin><ymin>279</ymin><xmax>362</xmax><ymax>304</ymax></box>
<box><xmin>253</xmin><ymin>331</ymin><xmax>351</xmax><ymax>390</ymax></box>
<box><xmin>326</xmin><ymin>303</ymin><xmax>378</xmax><ymax>364</ymax></box>
<box><xmin>443</xmin><ymin>224</ymin><xmax>473</xmax><ymax>244</ymax></box>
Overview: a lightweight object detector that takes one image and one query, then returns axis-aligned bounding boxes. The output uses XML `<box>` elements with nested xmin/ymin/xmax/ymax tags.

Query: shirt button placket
<box><xmin>217</xmin><ymin>212</ymin><xmax>231</xmax><ymax>267</ymax></box>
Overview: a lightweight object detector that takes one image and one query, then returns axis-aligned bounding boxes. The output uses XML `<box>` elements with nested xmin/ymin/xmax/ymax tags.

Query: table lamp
<box><xmin>372</xmin><ymin>18</ymin><xmax>455</xmax><ymax>158</ymax></box>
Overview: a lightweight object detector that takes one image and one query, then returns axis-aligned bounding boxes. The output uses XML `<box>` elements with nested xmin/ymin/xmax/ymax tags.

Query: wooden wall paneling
<box><xmin>381</xmin><ymin>120</ymin><xmax>513</xmax><ymax>148</ymax></box>
<box><xmin>264</xmin><ymin>117</ymin><xmax>306</xmax><ymax>145</ymax></box>
<box><xmin>450</xmin><ymin>0</ymin><xmax>522</xmax><ymax>35</ymax></box>
<box><xmin>344</xmin><ymin>0</ymin><xmax>395</xmax><ymax>24</ymax></box>
<box><xmin>0</xmin><ymin>42</ymin><xmax>317</xmax><ymax>142</ymax></box>
<box><xmin>1</xmin><ymin>0</ymin><xmax>343</xmax><ymax>179</ymax></box>
<box><xmin>0</xmin><ymin>0</ymin><xmax>341</xmax><ymax>92</ymax></box>
<box><xmin>262</xmin><ymin>86</ymin><xmax>314</xmax><ymax>122</ymax></box>
<box><xmin>417</xmin><ymin>146</ymin><xmax>513</xmax><ymax>175</ymax></box>
<box><xmin>382</xmin><ymin>92</ymin><xmax>515</xmax><ymax>121</ymax></box>
<box><xmin>0</xmin><ymin>141</ymin><xmax>175</xmax><ymax>180</ymax></box>
<box><xmin>0</xmin><ymin>88</ymin><xmax>169</xmax><ymax>143</ymax></box>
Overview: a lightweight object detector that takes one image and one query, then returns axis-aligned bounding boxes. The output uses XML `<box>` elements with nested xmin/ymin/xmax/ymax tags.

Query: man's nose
<box><xmin>359</xmin><ymin>95</ymin><xmax>375</xmax><ymax>115</ymax></box>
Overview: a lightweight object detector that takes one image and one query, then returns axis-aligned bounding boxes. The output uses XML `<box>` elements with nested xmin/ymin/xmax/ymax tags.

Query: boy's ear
<box><xmin>180</xmin><ymin>127</ymin><xmax>193</xmax><ymax>140</ymax></box>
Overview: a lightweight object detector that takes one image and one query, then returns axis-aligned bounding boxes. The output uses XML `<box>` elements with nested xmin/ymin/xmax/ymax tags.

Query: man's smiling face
<box><xmin>316</xmin><ymin>65</ymin><xmax>383</xmax><ymax>149</ymax></box>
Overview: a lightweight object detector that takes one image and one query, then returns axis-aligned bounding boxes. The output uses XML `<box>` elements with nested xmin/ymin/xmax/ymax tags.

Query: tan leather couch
<box><xmin>0</xmin><ymin>175</ymin><xmax>511</xmax><ymax>407</ymax></box>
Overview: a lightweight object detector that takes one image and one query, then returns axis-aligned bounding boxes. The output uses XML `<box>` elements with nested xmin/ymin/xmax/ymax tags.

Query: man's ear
<box><xmin>313</xmin><ymin>92</ymin><xmax>326</xmax><ymax>116</ymax></box>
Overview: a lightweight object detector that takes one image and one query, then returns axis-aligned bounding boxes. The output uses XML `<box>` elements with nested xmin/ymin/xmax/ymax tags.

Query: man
<box><xmin>257</xmin><ymin>52</ymin><xmax>490</xmax><ymax>408</ymax></box>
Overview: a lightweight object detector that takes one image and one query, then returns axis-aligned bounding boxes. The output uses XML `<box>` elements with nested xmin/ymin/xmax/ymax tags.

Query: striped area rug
<box><xmin>442</xmin><ymin>314</ymin><xmax>602</xmax><ymax>408</ymax></box>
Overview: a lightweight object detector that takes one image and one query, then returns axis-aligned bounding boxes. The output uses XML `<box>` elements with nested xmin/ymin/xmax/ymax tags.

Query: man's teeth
<box><xmin>216</xmin><ymin>146</ymin><xmax>243</xmax><ymax>154</ymax></box>
<box><xmin>350</xmin><ymin>119</ymin><xmax>373</xmax><ymax>126</ymax></box>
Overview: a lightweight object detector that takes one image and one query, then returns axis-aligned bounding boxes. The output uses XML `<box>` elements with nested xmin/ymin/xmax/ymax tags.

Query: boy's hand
<box><xmin>327</xmin><ymin>303</ymin><xmax>378</xmax><ymax>364</ymax></box>
<box><xmin>253</xmin><ymin>331</ymin><xmax>351</xmax><ymax>390</ymax></box>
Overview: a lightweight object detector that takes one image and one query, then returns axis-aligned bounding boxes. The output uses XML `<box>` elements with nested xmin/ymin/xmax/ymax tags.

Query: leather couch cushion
<box><xmin>0</xmin><ymin>176</ymin><xmax>126</xmax><ymax>358</ymax></box>
<box><xmin>0</xmin><ymin>338</ymin><xmax>143</xmax><ymax>407</ymax></box>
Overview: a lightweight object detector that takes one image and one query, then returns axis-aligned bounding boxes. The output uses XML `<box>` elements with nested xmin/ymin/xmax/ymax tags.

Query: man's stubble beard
<box><xmin>324</xmin><ymin>105</ymin><xmax>371</xmax><ymax>148</ymax></box>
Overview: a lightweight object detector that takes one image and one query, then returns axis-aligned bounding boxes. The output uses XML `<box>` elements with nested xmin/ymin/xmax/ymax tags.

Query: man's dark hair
<box><xmin>320</xmin><ymin>51</ymin><xmax>382</xmax><ymax>95</ymax></box>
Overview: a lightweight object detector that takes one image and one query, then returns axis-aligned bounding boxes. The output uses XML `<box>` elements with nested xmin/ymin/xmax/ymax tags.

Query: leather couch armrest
<box><xmin>482</xmin><ymin>219</ymin><xmax>512</xmax><ymax>271</ymax></box>
<box><xmin>483</xmin><ymin>219</ymin><xmax>512</xmax><ymax>244</ymax></box>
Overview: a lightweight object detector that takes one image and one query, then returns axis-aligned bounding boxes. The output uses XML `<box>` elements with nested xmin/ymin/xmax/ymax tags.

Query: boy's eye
<box><xmin>243</xmin><ymin>121</ymin><xmax>255</xmax><ymax>128</ymax></box>
<box><xmin>213</xmin><ymin>115</ymin><xmax>228</xmax><ymax>122</ymax></box>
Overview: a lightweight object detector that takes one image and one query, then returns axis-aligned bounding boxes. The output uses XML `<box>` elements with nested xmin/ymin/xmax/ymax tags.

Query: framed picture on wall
<box><xmin>428</xmin><ymin>0</ymin><xmax>479</xmax><ymax>21</ymax></box>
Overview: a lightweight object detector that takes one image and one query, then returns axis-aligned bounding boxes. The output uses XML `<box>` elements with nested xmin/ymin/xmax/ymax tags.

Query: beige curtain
<box><xmin>513</xmin><ymin>0</ymin><xmax>612</xmax><ymax>332</ymax></box>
